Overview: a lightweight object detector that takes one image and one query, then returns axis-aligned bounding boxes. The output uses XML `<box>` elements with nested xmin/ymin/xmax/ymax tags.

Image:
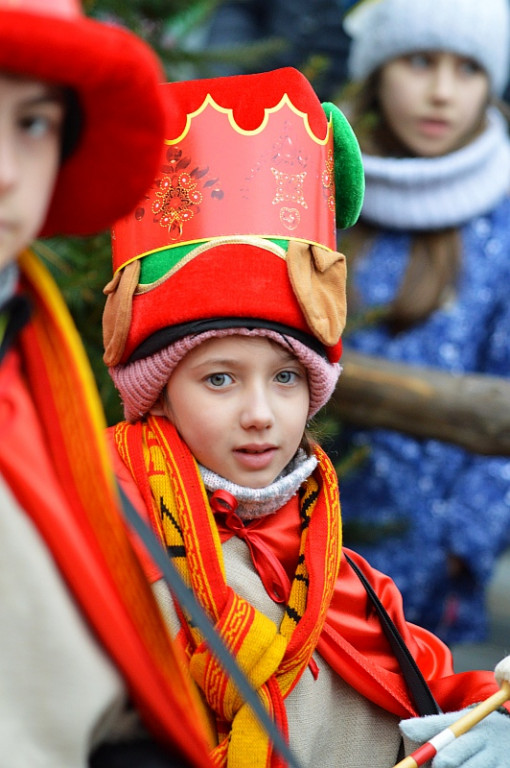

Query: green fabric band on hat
<box><xmin>139</xmin><ymin>238</ymin><xmax>290</xmax><ymax>286</ymax></box>
<box><xmin>139</xmin><ymin>243</ymin><xmax>196</xmax><ymax>284</ymax></box>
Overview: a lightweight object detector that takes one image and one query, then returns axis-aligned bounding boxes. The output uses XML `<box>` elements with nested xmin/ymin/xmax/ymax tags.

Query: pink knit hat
<box><xmin>110</xmin><ymin>327</ymin><xmax>340</xmax><ymax>422</ymax></box>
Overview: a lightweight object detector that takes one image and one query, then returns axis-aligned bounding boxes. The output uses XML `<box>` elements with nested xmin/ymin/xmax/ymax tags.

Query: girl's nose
<box><xmin>240</xmin><ymin>386</ymin><xmax>274</xmax><ymax>430</ymax></box>
<box><xmin>429</xmin><ymin>63</ymin><xmax>456</xmax><ymax>101</ymax></box>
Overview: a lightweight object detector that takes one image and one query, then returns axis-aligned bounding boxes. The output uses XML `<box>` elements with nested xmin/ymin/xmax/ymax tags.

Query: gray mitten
<box><xmin>400</xmin><ymin>709</ymin><xmax>510</xmax><ymax>768</ymax></box>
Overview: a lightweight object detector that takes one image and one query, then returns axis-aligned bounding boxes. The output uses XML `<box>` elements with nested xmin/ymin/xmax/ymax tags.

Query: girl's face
<box><xmin>0</xmin><ymin>75</ymin><xmax>64</xmax><ymax>270</ymax></box>
<box><xmin>162</xmin><ymin>335</ymin><xmax>310</xmax><ymax>488</ymax></box>
<box><xmin>378</xmin><ymin>51</ymin><xmax>490</xmax><ymax>157</ymax></box>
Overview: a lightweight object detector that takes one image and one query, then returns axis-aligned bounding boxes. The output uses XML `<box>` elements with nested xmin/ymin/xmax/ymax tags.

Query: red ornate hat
<box><xmin>0</xmin><ymin>0</ymin><xmax>165</xmax><ymax>236</ymax></box>
<box><xmin>104</xmin><ymin>68</ymin><xmax>364</xmax><ymax>376</ymax></box>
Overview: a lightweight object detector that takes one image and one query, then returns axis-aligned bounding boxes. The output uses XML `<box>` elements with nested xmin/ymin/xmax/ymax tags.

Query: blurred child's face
<box><xmin>162</xmin><ymin>335</ymin><xmax>310</xmax><ymax>488</ymax></box>
<box><xmin>0</xmin><ymin>75</ymin><xmax>64</xmax><ymax>270</ymax></box>
<box><xmin>378</xmin><ymin>51</ymin><xmax>490</xmax><ymax>157</ymax></box>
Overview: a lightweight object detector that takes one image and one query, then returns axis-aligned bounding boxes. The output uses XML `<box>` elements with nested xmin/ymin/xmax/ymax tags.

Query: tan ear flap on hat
<box><xmin>102</xmin><ymin>260</ymin><xmax>140</xmax><ymax>366</ymax></box>
<box><xmin>286</xmin><ymin>240</ymin><xmax>347</xmax><ymax>346</ymax></box>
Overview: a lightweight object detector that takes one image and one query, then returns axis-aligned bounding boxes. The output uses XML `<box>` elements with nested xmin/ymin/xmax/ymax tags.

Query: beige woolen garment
<box><xmin>0</xmin><ymin>477</ymin><xmax>138</xmax><ymax>768</ymax></box>
<box><xmin>154</xmin><ymin>536</ymin><xmax>410</xmax><ymax>768</ymax></box>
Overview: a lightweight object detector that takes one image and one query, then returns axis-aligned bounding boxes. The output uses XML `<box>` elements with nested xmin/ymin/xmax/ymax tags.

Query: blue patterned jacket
<box><xmin>334</xmin><ymin>199</ymin><xmax>510</xmax><ymax>644</ymax></box>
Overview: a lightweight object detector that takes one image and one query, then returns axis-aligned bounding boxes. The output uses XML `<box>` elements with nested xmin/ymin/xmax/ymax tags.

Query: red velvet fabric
<box><xmin>125</xmin><ymin>245</ymin><xmax>342</xmax><ymax>364</ymax></box>
<box><xmin>160</xmin><ymin>67</ymin><xmax>329</xmax><ymax>142</ymax></box>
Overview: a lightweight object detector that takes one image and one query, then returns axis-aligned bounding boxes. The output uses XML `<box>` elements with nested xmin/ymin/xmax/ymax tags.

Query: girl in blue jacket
<box><xmin>334</xmin><ymin>0</ymin><xmax>510</xmax><ymax>645</ymax></box>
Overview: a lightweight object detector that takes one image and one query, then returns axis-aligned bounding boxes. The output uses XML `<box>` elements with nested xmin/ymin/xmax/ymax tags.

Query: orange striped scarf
<box><xmin>114</xmin><ymin>414</ymin><xmax>342</xmax><ymax>767</ymax></box>
<box><xmin>7</xmin><ymin>250</ymin><xmax>212</xmax><ymax>765</ymax></box>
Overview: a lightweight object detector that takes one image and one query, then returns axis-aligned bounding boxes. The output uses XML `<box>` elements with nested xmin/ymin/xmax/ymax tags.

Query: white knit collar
<box><xmin>360</xmin><ymin>107</ymin><xmax>510</xmax><ymax>230</ymax></box>
<box><xmin>199</xmin><ymin>450</ymin><xmax>318</xmax><ymax>520</ymax></box>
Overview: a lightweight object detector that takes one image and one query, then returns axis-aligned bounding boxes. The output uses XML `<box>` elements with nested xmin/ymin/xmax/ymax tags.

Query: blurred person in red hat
<box><xmin>103</xmin><ymin>67</ymin><xmax>510</xmax><ymax>768</ymax></box>
<box><xmin>0</xmin><ymin>1</ymin><xmax>214</xmax><ymax>766</ymax></box>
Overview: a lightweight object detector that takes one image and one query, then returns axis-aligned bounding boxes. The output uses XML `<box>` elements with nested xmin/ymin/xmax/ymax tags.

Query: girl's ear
<box><xmin>150</xmin><ymin>392</ymin><xmax>167</xmax><ymax>418</ymax></box>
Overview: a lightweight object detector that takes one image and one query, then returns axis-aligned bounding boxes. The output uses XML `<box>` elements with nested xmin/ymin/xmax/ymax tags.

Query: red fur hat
<box><xmin>104</xmin><ymin>68</ymin><xmax>364</xmax><ymax>376</ymax></box>
<box><xmin>0</xmin><ymin>0</ymin><xmax>165</xmax><ymax>236</ymax></box>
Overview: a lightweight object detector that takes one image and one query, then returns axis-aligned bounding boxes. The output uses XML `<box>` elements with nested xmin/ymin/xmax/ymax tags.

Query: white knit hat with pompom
<box><xmin>345</xmin><ymin>0</ymin><xmax>510</xmax><ymax>95</ymax></box>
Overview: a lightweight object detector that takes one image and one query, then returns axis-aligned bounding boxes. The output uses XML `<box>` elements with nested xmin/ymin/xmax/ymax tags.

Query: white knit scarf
<box><xmin>199</xmin><ymin>450</ymin><xmax>318</xmax><ymax>520</ymax></box>
<box><xmin>360</xmin><ymin>107</ymin><xmax>510</xmax><ymax>230</ymax></box>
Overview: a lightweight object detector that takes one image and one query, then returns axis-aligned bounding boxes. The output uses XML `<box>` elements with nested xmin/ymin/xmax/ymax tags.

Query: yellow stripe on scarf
<box><xmin>19</xmin><ymin>248</ymin><xmax>115</xmax><ymax>495</ymax></box>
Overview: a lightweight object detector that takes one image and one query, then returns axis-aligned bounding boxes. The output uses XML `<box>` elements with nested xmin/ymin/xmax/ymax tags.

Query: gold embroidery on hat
<box><xmin>280</xmin><ymin>208</ymin><xmax>301</xmax><ymax>230</ymax></box>
<box><xmin>271</xmin><ymin>168</ymin><xmax>307</xmax><ymax>209</ymax></box>
<box><xmin>322</xmin><ymin>149</ymin><xmax>335</xmax><ymax>214</ymax></box>
<box><xmin>152</xmin><ymin>169</ymin><xmax>203</xmax><ymax>240</ymax></box>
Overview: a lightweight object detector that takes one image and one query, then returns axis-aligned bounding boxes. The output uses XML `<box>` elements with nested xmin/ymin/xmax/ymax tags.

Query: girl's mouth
<box><xmin>234</xmin><ymin>445</ymin><xmax>277</xmax><ymax>469</ymax></box>
<box><xmin>418</xmin><ymin>118</ymin><xmax>450</xmax><ymax>137</ymax></box>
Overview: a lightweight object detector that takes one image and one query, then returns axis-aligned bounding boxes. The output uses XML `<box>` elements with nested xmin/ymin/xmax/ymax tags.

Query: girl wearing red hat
<box><xmin>0</xmin><ymin>2</ymin><xmax>213</xmax><ymax>766</ymax></box>
<box><xmin>105</xmin><ymin>68</ymin><xmax>510</xmax><ymax>767</ymax></box>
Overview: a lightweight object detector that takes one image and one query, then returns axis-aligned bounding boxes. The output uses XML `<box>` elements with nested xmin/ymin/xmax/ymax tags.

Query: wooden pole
<box><xmin>392</xmin><ymin>680</ymin><xmax>510</xmax><ymax>768</ymax></box>
<box><xmin>329</xmin><ymin>350</ymin><xmax>510</xmax><ymax>456</ymax></box>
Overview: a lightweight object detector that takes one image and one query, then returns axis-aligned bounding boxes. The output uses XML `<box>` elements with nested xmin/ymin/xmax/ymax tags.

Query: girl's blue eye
<box><xmin>407</xmin><ymin>53</ymin><xmax>431</xmax><ymax>70</ymax></box>
<box><xmin>275</xmin><ymin>370</ymin><xmax>297</xmax><ymax>384</ymax></box>
<box><xmin>459</xmin><ymin>58</ymin><xmax>482</xmax><ymax>76</ymax></box>
<box><xmin>207</xmin><ymin>373</ymin><xmax>233</xmax><ymax>387</ymax></box>
<box><xmin>19</xmin><ymin>103</ymin><xmax>64</xmax><ymax>139</ymax></box>
<box><xmin>21</xmin><ymin>115</ymin><xmax>50</xmax><ymax>136</ymax></box>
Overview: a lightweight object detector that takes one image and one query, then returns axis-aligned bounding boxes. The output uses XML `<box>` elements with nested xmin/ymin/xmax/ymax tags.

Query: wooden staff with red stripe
<box><xmin>392</xmin><ymin>655</ymin><xmax>510</xmax><ymax>768</ymax></box>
